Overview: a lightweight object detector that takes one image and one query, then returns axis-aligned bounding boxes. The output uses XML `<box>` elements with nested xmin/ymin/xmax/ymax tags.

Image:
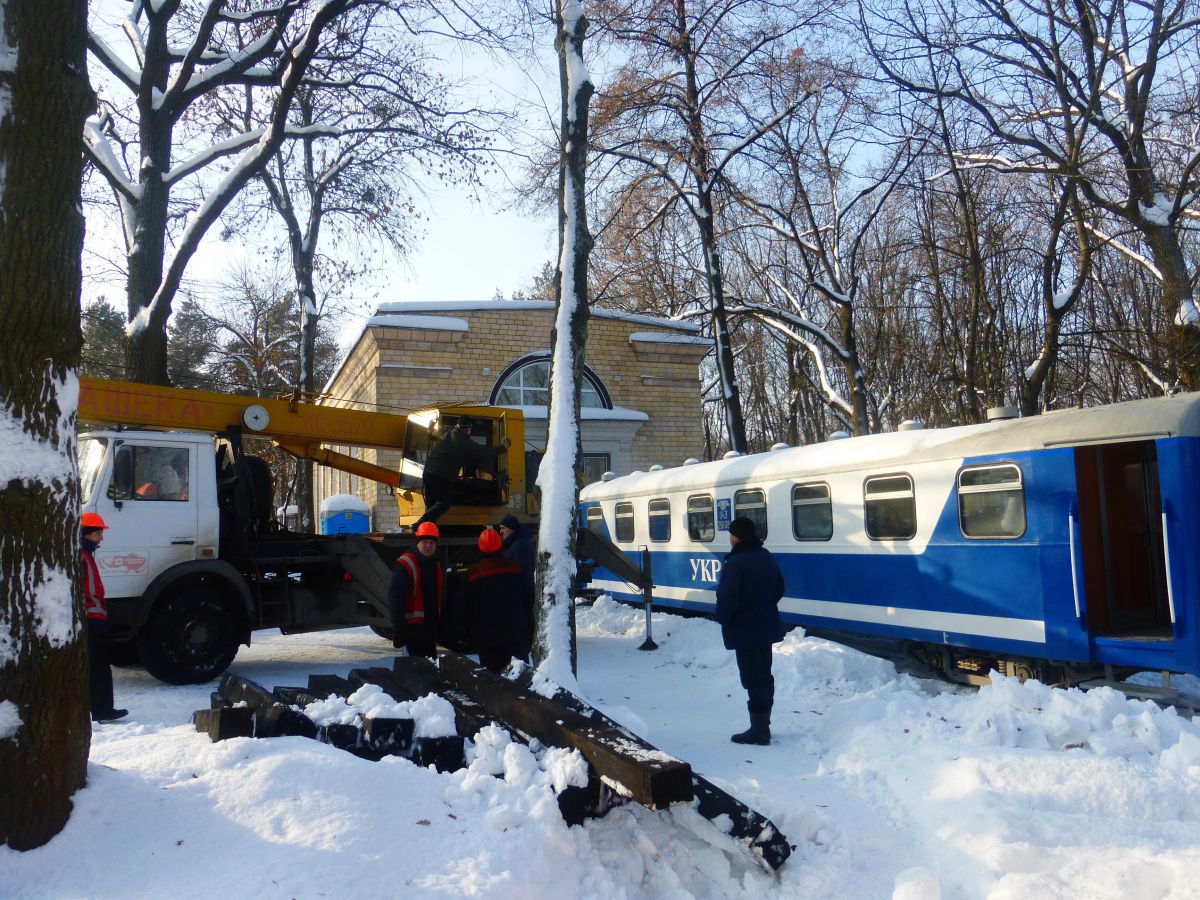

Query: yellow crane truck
<box><xmin>77</xmin><ymin>377</ymin><xmax>531</xmax><ymax>684</ymax></box>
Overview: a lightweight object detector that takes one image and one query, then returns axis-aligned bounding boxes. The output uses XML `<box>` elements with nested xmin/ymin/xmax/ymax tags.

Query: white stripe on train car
<box><xmin>589</xmin><ymin>578</ymin><xmax>1047</xmax><ymax>644</ymax></box>
<box><xmin>779</xmin><ymin>597</ymin><xmax>1046</xmax><ymax>644</ymax></box>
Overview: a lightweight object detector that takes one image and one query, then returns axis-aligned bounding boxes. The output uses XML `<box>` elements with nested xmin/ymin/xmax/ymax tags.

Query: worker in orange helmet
<box><xmin>459</xmin><ymin>527</ymin><xmax>534</xmax><ymax>673</ymax></box>
<box><xmin>81</xmin><ymin>513</ymin><xmax>127</xmax><ymax>723</ymax></box>
<box><xmin>388</xmin><ymin>521</ymin><xmax>444</xmax><ymax>657</ymax></box>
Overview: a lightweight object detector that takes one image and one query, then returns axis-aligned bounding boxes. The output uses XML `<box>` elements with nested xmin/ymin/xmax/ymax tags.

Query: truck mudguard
<box><xmin>134</xmin><ymin>560</ymin><xmax>255</xmax><ymax>630</ymax></box>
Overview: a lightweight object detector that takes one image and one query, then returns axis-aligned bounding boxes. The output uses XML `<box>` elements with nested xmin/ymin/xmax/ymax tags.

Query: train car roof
<box><xmin>580</xmin><ymin>392</ymin><xmax>1200</xmax><ymax>499</ymax></box>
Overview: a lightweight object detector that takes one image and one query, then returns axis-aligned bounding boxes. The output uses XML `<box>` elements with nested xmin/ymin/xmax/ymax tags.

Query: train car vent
<box><xmin>649</xmin><ymin>464</ymin><xmax>664</xmax><ymax>471</ymax></box>
<box><xmin>986</xmin><ymin>406</ymin><xmax>1019</xmax><ymax>421</ymax></box>
<box><xmin>770</xmin><ymin>442</ymin><xmax>790</xmax><ymax>451</ymax></box>
<box><xmin>898</xmin><ymin>419</ymin><xmax>925</xmax><ymax>432</ymax></box>
<box><xmin>723</xmin><ymin>450</ymin><xmax>744</xmax><ymax>459</ymax></box>
<box><xmin>682</xmin><ymin>457</ymin><xmax>700</xmax><ymax>466</ymax></box>
<box><xmin>601</xmin><ymin>471</ymin><xmax>616</xmax><ymax>482</ymax></box>
<box><xmin>828</xmin><ymin>431</ymin><xmax>850</xmax><ymax>441</ymax></box>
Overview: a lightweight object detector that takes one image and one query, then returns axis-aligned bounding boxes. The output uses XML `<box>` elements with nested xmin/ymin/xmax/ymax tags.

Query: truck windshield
<box><xmin>398</xmin><ymin>416</ymin><xmax>433</xmax><ymax>493</ymax></box>
<box><xmin>78</xmin><ymin>437</ymin><xmax>107</xmax><ymax>505</ymax></box>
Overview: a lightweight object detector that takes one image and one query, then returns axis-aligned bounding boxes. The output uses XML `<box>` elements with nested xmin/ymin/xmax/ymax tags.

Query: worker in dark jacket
<box><xmin>416</xmin><ymin>419</ymin><xmax>510</xmax><ymax>526</ymax></box>
<box><xmin>715</xmin><ymin>516</ymin><xmax>785</xmax><ymax>745</ymax></box>
<box><xmin>388</xmin><ymin>521</ymin><xmax>444</xmax><ymax>657</ymax></box>
<box><xmin>498</xmin><ymin>514</ymin><xmax>536</xmax><ymax>594</ymax></box>
<box><xmin>81</xmin><ymin>513</ymin><xmax>127</xmax><ymax>723</ymax></box>
<box><xmin>461</xmin><ymin>527</ymin><xmax>534</xmax><ymax>672</ymax></box>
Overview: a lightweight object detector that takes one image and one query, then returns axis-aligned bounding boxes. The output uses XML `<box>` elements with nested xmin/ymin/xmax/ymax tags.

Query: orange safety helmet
<box><xmin>81</xmin><ymin>512</ymin><xmax>109</xmax><ymax>531</ymax></box>
<box><xmin>415</xmin><ymin>521</ymin><xmax>440</xmax><ymax>541</ymax></box>
<box><xmin>477</xmin><ymin>527</ymin><xmax>502</xmax><ymax>554</ymax></box>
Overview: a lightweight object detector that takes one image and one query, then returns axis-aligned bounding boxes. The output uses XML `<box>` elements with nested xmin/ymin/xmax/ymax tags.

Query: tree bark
<box><xmin>533</xmin><ymin>0</ymin><xmax>594</xmax><ymax>679</ymax></box>
<box><xmin>675</xmin><ymin>0</ymin><xmax>747</xmax><ymax>453</ymax></box>
<box><xmin>0</xmin><ymin>0</ymin><xmax>92</xmax><ymax>851</ymax></box>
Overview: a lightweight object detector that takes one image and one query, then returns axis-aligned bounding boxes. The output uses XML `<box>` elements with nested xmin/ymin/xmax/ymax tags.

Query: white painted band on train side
<box><xmin>587</xmin><ymin>579</ymin><xmax>1048</xmax><ymax>644</ymax></box>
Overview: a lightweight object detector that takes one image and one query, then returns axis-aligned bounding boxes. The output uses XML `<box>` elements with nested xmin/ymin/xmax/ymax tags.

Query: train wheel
<box><xmin>370</xmin><ymin>624</ymin><xmax>394</xmax><ymax>641</ymax></box>
<box><xmin>137</xmin><ymin>588</ymin><xmax>239</xmax><ymax>684</ymax></box>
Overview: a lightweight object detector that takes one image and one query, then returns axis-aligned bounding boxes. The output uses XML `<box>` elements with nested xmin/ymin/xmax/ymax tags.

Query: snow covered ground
<box><xmin>6</xmin><ymin>599</ymin><xmax>1200</xmax><ymax>899</ymax></box>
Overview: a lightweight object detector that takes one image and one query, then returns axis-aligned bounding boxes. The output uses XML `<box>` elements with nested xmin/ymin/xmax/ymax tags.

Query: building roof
<box><xmin>372</xmin><ymin>300</ymin><xmax>701</xmax><ymax>333</ymax></box>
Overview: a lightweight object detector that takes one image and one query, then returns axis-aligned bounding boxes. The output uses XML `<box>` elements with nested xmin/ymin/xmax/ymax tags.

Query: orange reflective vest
<box><xmin>395</xmin><ymin>551</ymin><xmax>443</xmax><ymax>625</ymax></box>
<box><xmin>82</xmin><ymin>549</ymin><xmax>106</xmax><ymax>621</ymax></box>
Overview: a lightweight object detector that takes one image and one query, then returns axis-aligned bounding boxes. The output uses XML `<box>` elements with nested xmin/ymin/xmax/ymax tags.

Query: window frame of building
<box><xmin>864</xmin><ymin>474</ymin><xmax>917</xmax><ymax>540</ymax></box>
<box><xmin>791</xmin><ymin>482</ymin><xmax>833</xmax><ymax>541</ymax></box>
<box><xmin>581</xmin><ymin>453</ymin><xmax>611</xmax><ymax>487</ymax></box>
<box><xmin>490</xmin><ymin>355</ymin><xmax>612</xmax><ymax>409</ymax></box>
<box><xmin>958</xmin><ymin>463</ymin><xmax>1026</xmax><ymax>539</ymax></box>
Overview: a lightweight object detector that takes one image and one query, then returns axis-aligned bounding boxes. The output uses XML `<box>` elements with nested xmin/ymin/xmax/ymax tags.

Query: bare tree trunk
<box><xmin>533</xmin><ymin>0</ymin><xmax>594</xmax><ymax>680</ymax></box>
<box><xmin>675</xmin><ymin>0</ymin><xmax>747</xmax><ymax>453</ymax></box>
<box><xmin>0</xmin><ymin>0</ymin><xmax>92</xmax><ymax>850</ymax></box>
<box><xmin>124</xmin><ymin>12</ymin><xmax>172</xmax><ymax>385</ymax></box>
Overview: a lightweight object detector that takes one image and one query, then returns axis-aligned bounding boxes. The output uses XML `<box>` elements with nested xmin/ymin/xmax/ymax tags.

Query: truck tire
<box><xmin>137</xmin><ymin>588</ymin><xmax>240</xmax><ymax>684</ymax></box>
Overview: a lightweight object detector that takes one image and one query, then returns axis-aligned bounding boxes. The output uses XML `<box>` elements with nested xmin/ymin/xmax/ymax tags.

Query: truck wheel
<box><xmin>137</xmin><ymin>589</ymin><xmax>239</xmax><ymax>684</ymax></box>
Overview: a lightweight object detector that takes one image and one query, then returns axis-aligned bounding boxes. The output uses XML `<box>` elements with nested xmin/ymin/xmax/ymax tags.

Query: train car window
<box><xmin>733</xmin><ymin>489</ymin><xmax>768</xmax><ymax>539</ymax></box>
<box><xmin>864</xmin><ymin>475</ymin><xmax>916</xmax><ymax>540</ymax></box>
<box><xmin>615</xmin><ymin>501</ymin><xmax>635</xmax><ymax>543</ymax></box>
<box><xmin>648</xmin><ymin>498</ymin><xmax>671</xmax><ymax>542</ymax></box>
<box><xmin>791</xmin><ymin>483</ymin><xmax>833</xmax><ymax>541</ymax></box>
<box><xmin>958</xmin><ymin>464</ymin><xmax>1025</xmax><ymax>538</ymax></box>
<box><xmin>585</xmin><ymin>505</ymin><xmax>606</xmax><ymax>536</ymax></box>
<box><xmin>687</xmin><ymin>494</ymin><xmax>715</xmax><ymax>542</ymax></box>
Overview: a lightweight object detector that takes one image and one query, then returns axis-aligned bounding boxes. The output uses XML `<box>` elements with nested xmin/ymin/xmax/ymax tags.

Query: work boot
<box><xmin>730</xmin><ymin>711</ymin><xmax>770</xmax><ymax>745</ymax></box>
<box><xmin>94</xmin><ymin>708</ymin><xmax>128</xmax><ymax>723</ymax></box>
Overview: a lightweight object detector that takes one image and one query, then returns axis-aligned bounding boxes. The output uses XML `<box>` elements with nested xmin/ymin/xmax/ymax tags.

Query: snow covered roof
<box><xmin>319</xmin><ymin>493</ymin><xmax>370</xmax><ymax>514</ymax></box>
<box><xmin>372</xmin><ymin>300</ymin><xmax>701</xmax><ymax>333</ymax></box>
<box><xmin>582</xmin><ymin>392</ymin><xmax>1200</xmax><ymax>499</ymax></box>
<box><xmin>364</xmin><ymin>314</ymin><xmax>468</xmax><ymax>332</ymax></box>
<box><xmin>628</xmin><ymin>331</ymin><xmax>710</xmax><ymax>346</ymax></box>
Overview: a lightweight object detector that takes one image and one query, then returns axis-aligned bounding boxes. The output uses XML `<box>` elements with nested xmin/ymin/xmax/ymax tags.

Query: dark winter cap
<box><xmin>728</xmin><ymin>517</ymin><xmax>759</xmax><ymax>542</ymax></box>
<box><xmin>499</xmin><ymin>515</ymin><xmax>520</xmax><ymax>531</ymax></box>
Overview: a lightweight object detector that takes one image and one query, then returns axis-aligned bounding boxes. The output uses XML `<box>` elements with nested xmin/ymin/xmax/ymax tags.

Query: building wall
<box><xmin>319</xmin><ymin>303</ymin><xmax>707</xmax><ymax>531</ymax></box>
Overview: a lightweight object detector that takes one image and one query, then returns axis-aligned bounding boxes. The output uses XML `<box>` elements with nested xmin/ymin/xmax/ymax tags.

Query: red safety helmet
<box><xmin>477</xmin><ymin>527</ymin><xmax>502</xmax><ymax>554</ymax></box>
<box><xmin>415</xmin><ymin>521</ymin><xmax>440</xmax><ymax>541</ymax></box>
<box><xmin>81</xmin><ymin>512</ymin><xmax>109</xmax><ymax>531</ymax></box>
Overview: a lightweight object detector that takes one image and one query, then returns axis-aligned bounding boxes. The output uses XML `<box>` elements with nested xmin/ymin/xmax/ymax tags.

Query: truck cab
<box><xmin>79</xmin><ymin>430</ymin><xmax>217</xmax><ymax>604</ymax></box>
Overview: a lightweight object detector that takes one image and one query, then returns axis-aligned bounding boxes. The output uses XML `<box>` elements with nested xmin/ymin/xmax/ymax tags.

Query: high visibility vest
<box><xmin>82</xmin><ymin>550</ymin><xmax>106</xmax><ymax>621</ymax></box>
<box><xmin>395</xmin><ymin>552</ymin><xmax>443</xmax><ymax>625</ymax></box>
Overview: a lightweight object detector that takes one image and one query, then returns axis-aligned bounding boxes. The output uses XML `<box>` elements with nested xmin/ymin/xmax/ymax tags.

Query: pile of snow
<box><xmin>5</xmin><ymin>598</ymin><xmax>1200</xmax><ymax>898</ymax></box>
<box><xmin>303</xmin><ymin>684</ymin><xmax>457</xmax><ymax>738</ymax></box>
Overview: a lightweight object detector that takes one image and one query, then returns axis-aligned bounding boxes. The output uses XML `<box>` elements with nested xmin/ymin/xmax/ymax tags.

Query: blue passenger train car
<box><xmin>578</xmin><ymin>396</ymin><xmax>1200</xmax><ymax>683</ymax></box>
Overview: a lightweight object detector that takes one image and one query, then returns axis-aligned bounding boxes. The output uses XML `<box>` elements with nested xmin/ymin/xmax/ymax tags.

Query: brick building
<box><xmin>317</xmin><ymin>300</ymin><xmax>708</xmax><ymax>531</ymax></box>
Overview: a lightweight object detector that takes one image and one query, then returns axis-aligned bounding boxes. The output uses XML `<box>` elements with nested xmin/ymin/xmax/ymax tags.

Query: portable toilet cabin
<box><xmin>320</xmin><ymin>494</ymin><xmax>370</xmax><ymax>535</ymax></box>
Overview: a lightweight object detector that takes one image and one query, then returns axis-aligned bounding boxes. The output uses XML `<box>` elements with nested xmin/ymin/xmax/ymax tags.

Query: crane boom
<box><xmin>78</xmin><ymin>376</ymin><xmax>409</xmax><ymax>452</ymax></box>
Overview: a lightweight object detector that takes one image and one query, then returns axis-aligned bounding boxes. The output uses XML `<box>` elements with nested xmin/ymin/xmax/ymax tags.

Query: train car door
<box><xmin>1074</xmin><ymin>441</ymin><xmax>1172</xmax><ymax>639</ymax></box>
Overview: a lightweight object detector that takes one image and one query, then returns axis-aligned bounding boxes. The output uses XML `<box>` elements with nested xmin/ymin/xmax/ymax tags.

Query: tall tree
<box><xmin>735</xmin><ymin>81</ymin><xmax>912</xmax><ymax>435</ymax></box>
<box><xmin>588</xmin><ymin>0</ymin><xmax>822</xmax><ymax>451</ymax></box>
<box><xmin>862</xmin><ymin>0</ymin><xmax>1200</xmax><ymax>388</ymax></box>
<box><xmin>84</xmin><ymin>0</ymin><xmax>376</xmax><ymax>386</ymax></box>
<box><xmin>216</xmin><ymin>2</ymin><xmax>496</xmax><ymax>529</ymax></box>
<box><xmin>0</xmin><ymin>0</ymin><xmax>92</xmax><ymax>851</ymax></box>
<box><xmin>80</xmin><ymin>298</ymin><xmax>127</xmax><ymax>378</ymax></box>
<box><xmin>534</xmin><ymin>0</ymin><xmax>594</xmax><ymax>683</ymax></box>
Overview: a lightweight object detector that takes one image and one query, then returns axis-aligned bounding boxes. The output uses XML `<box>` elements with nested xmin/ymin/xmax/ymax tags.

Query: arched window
<box><xmin>490</xmin><ymin>356</ymin><xmax>611</xmax><ymax>408</ymax></box>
